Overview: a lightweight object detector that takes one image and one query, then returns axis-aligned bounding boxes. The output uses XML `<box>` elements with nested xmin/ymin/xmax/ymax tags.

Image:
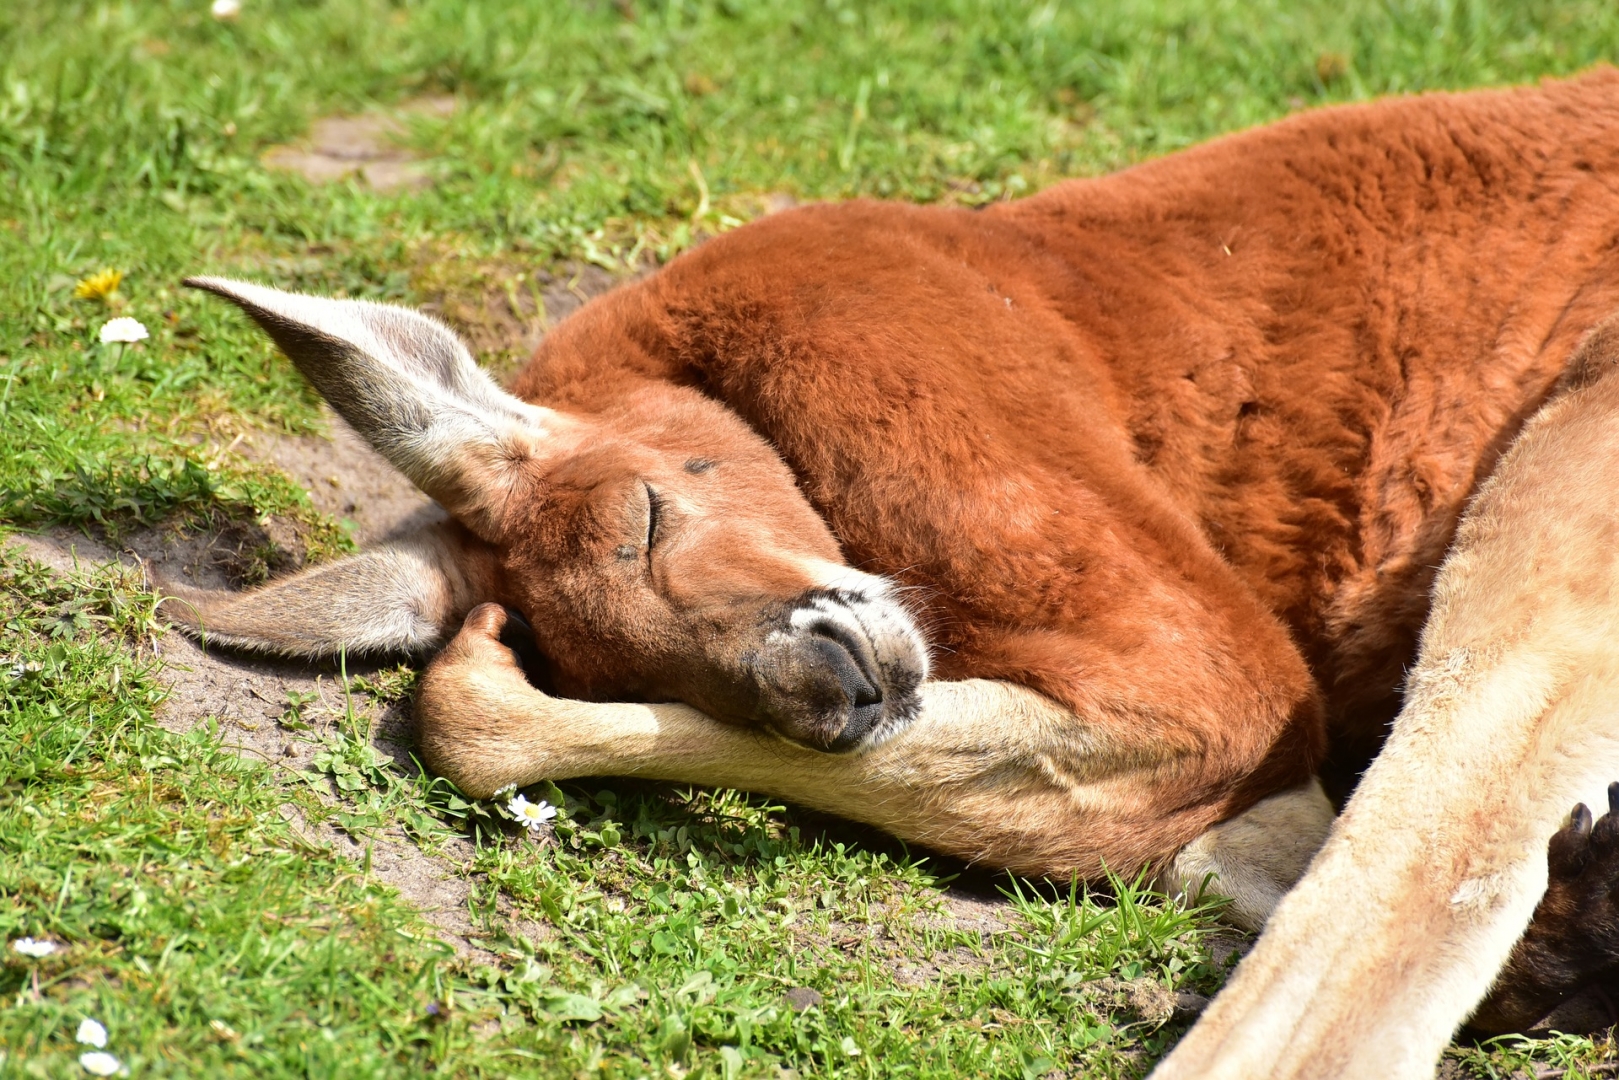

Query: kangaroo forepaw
<box><xmin>1469</xmin><ymin>783</ymin><xmax>1619</xmax><ymax>1034</ymax></box>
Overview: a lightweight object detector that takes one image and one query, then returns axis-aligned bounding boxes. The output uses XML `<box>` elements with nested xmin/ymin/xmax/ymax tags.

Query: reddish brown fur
<box><xmin>495</xmin><ymin>70</ymin><xmax>1619</xmax><ymax>870</ymax></box>
<box><xmin>489</xmin><ymin>388</ymin><xmax>850</xmax><ymax>707</ymax></box>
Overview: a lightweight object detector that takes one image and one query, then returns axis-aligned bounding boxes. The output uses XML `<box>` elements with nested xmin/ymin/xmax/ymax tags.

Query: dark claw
<box><xmin>1594</xmin><ymin>797</ymin><xmax>1619</xmax><ymax>852</ymax></box>
<box><xmin>1471</xmin><ymin>785</ymin><xmax>1619</xmax><ymax>1035</ymax></box>
<box><xmin>1548</xmin><ymin>804</ymin><xmax>1593</xmax><ymax>879</ymax></box>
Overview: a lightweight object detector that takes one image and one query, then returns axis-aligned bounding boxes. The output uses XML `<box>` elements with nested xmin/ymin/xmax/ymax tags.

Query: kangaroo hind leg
<box><xmin>1153</xmin><ymin>317</ymin><xmax>1619</xmax><ymax>1080</ymax></box>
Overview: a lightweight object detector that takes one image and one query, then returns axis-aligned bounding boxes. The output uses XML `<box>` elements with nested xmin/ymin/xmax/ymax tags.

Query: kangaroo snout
<box><xmin>749</xmin><ymin>586</ymin><xmax>927</xmax><ymax>752</ymax></box>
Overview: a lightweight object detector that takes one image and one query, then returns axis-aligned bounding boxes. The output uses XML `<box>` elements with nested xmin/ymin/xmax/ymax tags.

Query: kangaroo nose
<box><xmin>804</xmin><ymin>624</ymin><xmax>887</xmax><ymax>751</ymax></box>
<box><xmin>750</xmin><ymin>587</ymin><xmax>925</xmax><ymax>754</ymax></box>
<box><xmin>808</xmin><ymin>628</ymin><xmax>883</xmax><ymax>709</ymax></box>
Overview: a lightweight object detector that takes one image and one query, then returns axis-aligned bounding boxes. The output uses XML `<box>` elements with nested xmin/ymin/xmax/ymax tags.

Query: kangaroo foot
<box><xmin>1470</xmin><ymin>783</ymin><xmax>1619</xmax><ymax>1035</ymax></box>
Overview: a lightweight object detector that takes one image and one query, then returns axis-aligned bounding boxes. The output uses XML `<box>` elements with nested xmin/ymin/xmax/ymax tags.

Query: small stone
<box><xmin>784</xmin><ymin>986</ymin><xmax>822</xmax><ymax>1012</ymax></box>
<box><xmin>1173</xmin><ymin>990</ymin><xmax>1211</xmax><ymax>1019</ymax></box>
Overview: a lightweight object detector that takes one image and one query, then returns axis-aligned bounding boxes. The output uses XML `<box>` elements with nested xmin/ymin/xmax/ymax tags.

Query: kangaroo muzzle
<box><xmin>746</xmin><ymin>585</ymin><xmax>928</xmax><ymax>752</ymax></box>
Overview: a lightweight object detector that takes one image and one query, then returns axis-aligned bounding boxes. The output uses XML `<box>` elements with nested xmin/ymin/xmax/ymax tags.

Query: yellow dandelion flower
<box><xmin>73</xmin><ymin>268</ymin><xmax>125</xmax><ymax>304</ymax></box>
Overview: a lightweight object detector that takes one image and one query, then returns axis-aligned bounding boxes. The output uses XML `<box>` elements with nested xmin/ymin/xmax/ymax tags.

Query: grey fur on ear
<box><xmin>157</xmin><ymin>521</ymin><xmax>498</xmax><ymax>659</ymax></box>
<box><xmin>183</xmin><ymin>276</ymin><xmax>564</xmax><ymax>537</ymax></box>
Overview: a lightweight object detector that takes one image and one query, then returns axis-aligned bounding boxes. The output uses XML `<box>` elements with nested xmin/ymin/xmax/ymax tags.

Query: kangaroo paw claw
<box><xmin>1470</xmin><ymin>791</ymin><xmax>1619</xmax><ymax>1034</ymax></box>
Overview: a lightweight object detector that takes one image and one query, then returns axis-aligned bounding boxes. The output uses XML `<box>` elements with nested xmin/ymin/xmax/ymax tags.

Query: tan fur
<box><xmin>158</xmin><ymin>521</ymin><xmax>496</xmax><ymax>657</ymax></box>
<box><xmin>1152</xmin><ymin>340</ymin><xmax>1619</xmax><ymax>1079</ymax></box>
<box><xmin>1158</xmin><ymin>779</ymin><xmax>1336</xmax><ymax>932</ymax></box>
<box><xmin>419</xmin><ymin>603</ymin><xmax>1330</xmax><ymax>928</ymax></box>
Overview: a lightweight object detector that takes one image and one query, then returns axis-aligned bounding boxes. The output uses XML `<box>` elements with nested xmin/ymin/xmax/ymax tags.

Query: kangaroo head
<box><xmin>173</xmin><ymin>278</ymin><xmax>927</xmax><ymax>752</ymax></box>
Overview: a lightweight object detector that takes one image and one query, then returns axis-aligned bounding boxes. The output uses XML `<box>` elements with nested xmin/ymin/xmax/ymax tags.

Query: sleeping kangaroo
<box><xmin>166</xmin><ymin>69</ymin><xmax>1619</xmax><ymax>1077</ymax></box>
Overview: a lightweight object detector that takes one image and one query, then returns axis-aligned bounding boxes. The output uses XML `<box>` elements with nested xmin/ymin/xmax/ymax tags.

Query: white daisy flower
<box><xmin>506</xmin><ymin>793</ymin><xmax>558</xmax><ymax>831</ymax></box>
<box><xmin>211</xmin><ymin>0</ymin><xmax>241</xmax><ymax>19</ymax></box>
<box><xmin>78</xmin><ymin>1051</ymin><xmax>121</xmax><ymax>1076</ymax></box>
<box><xmin>11</xmin><ymin>937</ymin><xmax>57</xmax><ymax>958</ymax></box>
<box><xmin>4</xmin><ymin>659</ymin><xmax>42</xmax><ymax>680</ymax></box>
<box><xmin>76</xmin><ymin>1018</ymin><xmax>108</xmax><ymax>1048</ymax></box>
<box><xmin>98</xmin><ymin>317</ymin><xmax>148</xmax><ymax>345</ymax></box>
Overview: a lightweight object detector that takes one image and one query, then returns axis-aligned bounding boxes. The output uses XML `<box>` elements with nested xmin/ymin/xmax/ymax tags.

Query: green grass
<box><xmin>5</xmin><ymin>0</ymin><xmax>1619</xmax><ymax>1076</ymax></box>
<box><xmin>0</xmin><ymin>547</ymin><xmax>1234</xmax><ymax>1078</ymax></box>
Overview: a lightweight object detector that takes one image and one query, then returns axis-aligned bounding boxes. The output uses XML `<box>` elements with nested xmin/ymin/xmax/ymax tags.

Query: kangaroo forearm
<box><xmin>417</xmin><ymin>603</ymin><xmax>1336</xmax><ymax>924</ymax></box>
<box><xmin>418</xmin><ymin>666</ymin><xmax>1175</xmax><ymax>876</ymax></box>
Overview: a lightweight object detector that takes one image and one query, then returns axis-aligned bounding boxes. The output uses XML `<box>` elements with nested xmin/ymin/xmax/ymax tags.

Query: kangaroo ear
<box><xmin>183</xmin><ymin>276</ymin><xmax>576</xmax><ymax>539</ymax></box>
<box><xmin>157</xmin><ymin>522</ymin><xmax>498</xmax><ymax>659</ymax></box>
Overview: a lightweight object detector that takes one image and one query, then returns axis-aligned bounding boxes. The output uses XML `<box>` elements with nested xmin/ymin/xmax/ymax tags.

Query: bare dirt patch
<box><xmin>262</xmin><ymin>95</ymin><xmax>455</xmax><ymax>193</ymax></box>
<box><xmin>930</xmin><ymin>890</ymin><xmax>1012</xmax><ymax>936</ymax></box>
<box><xmin>254</xmin><ymin>418</ymin><xmax>443</xmax><ymax>544</ymax></box>
<box><xmin>9</xmin><ymin>409</ymin><xmax>498</xmax><ymax>949</ymax></box>
<box><xmin>8</xmin><ymin>519</ymin><xmax>512</xmax><ymax>953</ymax></box>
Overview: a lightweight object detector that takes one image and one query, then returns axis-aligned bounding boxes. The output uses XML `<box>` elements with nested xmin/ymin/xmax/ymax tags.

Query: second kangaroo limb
<box><xmin>1153</xmin><ymin>344</ymin><xmax>1619</xmax><ymax>1080</ymax></box>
